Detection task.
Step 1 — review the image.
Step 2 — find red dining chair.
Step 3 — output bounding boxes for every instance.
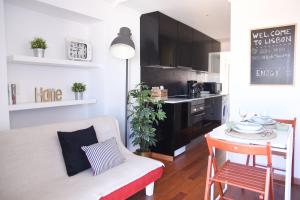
[204,134,274,200]
[246,118,296,183]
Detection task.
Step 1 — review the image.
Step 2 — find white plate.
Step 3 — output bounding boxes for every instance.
[249,116,276,125]
[235,122,263,131]
[232,126,265,134]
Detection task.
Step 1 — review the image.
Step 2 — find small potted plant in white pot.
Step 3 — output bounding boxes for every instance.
[72,82,86,100]
[30,37,47,58]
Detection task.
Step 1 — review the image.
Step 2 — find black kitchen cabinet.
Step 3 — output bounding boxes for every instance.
[211,39,221,53]
[140,12,159,67]
[152,97,223,157]
[203,96,222,133]
[140,11,220,70]
[177,22,193,67]
[192,30,210,71]
[151,102,190,156]
[192,31,220,71]
[140,12,177,67]
[159,13,178,67]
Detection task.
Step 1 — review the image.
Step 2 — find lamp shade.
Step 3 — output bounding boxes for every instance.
[110,27,135,59]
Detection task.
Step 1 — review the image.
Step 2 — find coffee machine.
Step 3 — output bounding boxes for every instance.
[187,80,203,98]
[187,80,197,97]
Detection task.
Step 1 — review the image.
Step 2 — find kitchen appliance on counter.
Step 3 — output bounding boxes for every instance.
[203,82,222,94]
[187,80,203,98]
[187,80,197,97]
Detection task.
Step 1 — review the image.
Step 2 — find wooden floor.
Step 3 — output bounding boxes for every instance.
[129,137,300,200]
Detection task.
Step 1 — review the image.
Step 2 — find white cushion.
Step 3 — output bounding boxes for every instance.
[0,116,163,200]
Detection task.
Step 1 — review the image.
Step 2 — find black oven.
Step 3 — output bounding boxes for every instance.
[183,99,205,140]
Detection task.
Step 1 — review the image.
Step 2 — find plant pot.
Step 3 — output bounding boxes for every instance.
[74,92,84,100]
[33,48,45,58]
[135,151,152,158]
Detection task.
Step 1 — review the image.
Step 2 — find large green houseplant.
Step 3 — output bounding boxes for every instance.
[128,83,166,155]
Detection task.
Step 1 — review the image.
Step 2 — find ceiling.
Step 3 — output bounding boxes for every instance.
[106,0,230,41]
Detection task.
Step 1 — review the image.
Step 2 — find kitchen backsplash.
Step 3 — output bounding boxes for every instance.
[206,73,221,82]
[141,67,220,96]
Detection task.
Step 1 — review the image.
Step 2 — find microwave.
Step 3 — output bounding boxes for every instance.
[203,82,222,94]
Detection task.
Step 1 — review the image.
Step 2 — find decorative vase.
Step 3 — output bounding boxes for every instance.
[74,92,79,100]
[79,92,84,100]
[74,92,84,100]
[33,48,45,58]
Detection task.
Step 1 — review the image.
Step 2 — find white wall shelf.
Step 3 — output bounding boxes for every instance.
[7,55,102,69]
[7,0,102,24]
[9,99,97,111]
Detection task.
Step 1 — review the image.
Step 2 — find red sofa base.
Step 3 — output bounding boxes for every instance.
[100,166,163,200]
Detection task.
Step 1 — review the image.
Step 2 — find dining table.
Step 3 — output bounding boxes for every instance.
[208,122,294,200]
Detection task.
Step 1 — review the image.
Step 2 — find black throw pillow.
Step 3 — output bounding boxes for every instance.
[57,126,98,176]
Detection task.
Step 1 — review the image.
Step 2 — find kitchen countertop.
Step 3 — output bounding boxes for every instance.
[164,94,226,104]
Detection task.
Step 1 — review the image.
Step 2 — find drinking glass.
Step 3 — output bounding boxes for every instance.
[239,108,248,121]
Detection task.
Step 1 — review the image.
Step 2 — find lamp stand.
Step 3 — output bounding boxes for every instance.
[125,59,129,147]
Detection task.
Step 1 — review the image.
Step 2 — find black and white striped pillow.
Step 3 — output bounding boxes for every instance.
[81,137,125,175]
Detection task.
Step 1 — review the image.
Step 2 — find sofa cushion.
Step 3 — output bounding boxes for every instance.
[58,126,98,176]
[82,137,125,175]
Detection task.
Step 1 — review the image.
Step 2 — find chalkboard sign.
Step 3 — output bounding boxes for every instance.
[251,25,295,85]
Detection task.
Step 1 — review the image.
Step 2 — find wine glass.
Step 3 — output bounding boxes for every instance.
[260,110,268,118]
[239,108,248,122]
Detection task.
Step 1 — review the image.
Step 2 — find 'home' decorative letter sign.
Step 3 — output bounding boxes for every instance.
[35,87,63,103]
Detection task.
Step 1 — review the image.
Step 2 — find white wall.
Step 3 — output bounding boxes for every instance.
[5,2,93,128]
[230,0,300,178]
[86,1,141,148]
[0,0,141,146]
[47,0,142,146]
[0,0,10,131]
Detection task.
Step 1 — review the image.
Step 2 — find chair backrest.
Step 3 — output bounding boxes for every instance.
[205,134,272,166]
[274,118,296,134]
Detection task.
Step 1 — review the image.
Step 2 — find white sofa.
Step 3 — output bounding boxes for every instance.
[0,116,164,200]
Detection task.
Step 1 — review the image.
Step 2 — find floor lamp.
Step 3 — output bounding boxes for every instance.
[110,27,135,147]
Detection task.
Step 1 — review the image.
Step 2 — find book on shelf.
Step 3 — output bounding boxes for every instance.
[8,83,16,105]
[7,84,11,105]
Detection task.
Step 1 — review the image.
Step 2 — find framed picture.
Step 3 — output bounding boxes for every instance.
[65,38,92,61]
[250,24,296,85]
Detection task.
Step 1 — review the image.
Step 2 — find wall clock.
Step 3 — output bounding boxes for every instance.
[66,38,92,61]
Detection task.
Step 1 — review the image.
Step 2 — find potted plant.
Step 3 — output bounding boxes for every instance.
[72,82,86,100]
[128,83,166,157]
[30,37,47,58]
